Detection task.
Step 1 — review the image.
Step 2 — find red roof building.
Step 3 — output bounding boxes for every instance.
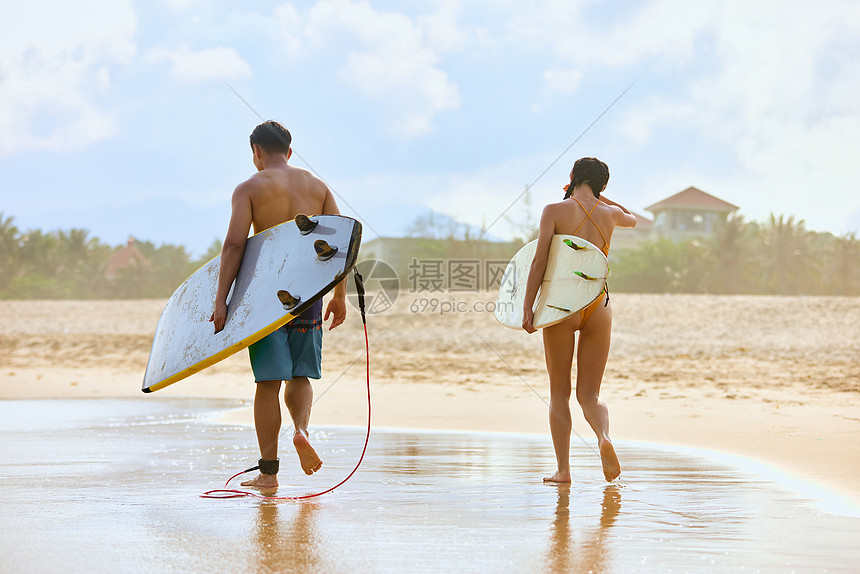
[644,186,739,241]
[104,237,148,279]
[646,186,739,212]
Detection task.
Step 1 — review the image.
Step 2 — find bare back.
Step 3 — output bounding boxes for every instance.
[244,164,337,234]
[522,187,636,336]
[212,146,346,334]
[549,197,619,253]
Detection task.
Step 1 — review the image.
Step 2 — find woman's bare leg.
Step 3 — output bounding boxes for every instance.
[542,318,578,482]
[575,303,620,481]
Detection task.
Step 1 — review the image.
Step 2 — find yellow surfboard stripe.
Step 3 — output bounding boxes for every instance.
[143,312,297,393]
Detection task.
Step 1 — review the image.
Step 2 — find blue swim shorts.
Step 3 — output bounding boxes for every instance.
[248,300,323,382]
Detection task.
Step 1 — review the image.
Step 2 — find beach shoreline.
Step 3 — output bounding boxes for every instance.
[2,294,859,507]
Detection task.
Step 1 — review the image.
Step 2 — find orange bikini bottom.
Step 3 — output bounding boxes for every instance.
[579,289,608,327]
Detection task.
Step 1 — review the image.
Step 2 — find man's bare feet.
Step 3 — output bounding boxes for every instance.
[599,439,621,482]
[293,430,322,475]
[240,473,279,489]
[543,470,572,483]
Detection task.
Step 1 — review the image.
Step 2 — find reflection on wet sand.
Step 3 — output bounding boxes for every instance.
[545,484,621,573]
[253,502,321,574]
[547,485,574,573]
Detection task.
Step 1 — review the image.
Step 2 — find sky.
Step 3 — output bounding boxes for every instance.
[1,0,859,255]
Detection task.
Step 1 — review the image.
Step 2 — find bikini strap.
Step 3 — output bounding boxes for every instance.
[570,197,610,254]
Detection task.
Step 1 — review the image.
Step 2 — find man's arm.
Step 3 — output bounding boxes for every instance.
[210,184,253,333]
[321,187,340,217]
[321,186,347,329]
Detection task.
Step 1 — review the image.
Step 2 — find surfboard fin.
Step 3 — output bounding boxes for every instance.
[295,213,319,235]
[314,240,338,261]
[564,239,587,250]
[277,290,301,311]
[574,271,597,280]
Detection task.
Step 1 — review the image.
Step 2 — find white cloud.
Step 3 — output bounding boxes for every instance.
[0,0,137,61]
[603,0,860,234]
[147,45,253,83]
[542,68,583,95]
[581,0,713,67]
[273,0,461,137]
[499,0,588,44]
[0,0,136,155]
[417,0,469,53]
[500,0,713,103]
[163,0,199,8]
[507,0,712,68]
[274,3,304,55]
[618,97,693,145]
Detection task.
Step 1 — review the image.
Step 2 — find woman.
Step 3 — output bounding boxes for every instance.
[522,157,637,483]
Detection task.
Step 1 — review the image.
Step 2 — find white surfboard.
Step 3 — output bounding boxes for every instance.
[143,215,361,393]
[495,235,608,330]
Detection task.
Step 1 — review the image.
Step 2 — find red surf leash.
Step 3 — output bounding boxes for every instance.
[201,268,371,501]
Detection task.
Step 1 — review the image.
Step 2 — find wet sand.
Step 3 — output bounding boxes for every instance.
[1,398,859,574]
[2,294,859,573]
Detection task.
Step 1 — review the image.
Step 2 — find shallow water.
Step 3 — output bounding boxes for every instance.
[1,398,858,573]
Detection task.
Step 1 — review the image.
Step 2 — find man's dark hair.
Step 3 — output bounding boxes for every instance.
[249,120,292,155]
[565,157,609,199]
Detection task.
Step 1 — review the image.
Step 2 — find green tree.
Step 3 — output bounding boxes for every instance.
[757,214,816,294]
[672,239,711,293]
[0,214,21,292]
[127,240,195,297]
[822,232,860,295]
[9,229,65,297]
[610,239,685,293]
[4,227,114,298]
[406,210,478,242]
[192,239,223,269]
[55,229,112,297]
[704,213,755,294]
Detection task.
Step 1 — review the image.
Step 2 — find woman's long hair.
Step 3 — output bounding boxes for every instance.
[564,157,609,200]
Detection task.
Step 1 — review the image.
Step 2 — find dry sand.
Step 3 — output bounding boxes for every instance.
[1,294,859,505]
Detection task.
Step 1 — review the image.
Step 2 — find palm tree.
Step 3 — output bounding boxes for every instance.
[673,239,711,293]
[0,214,21,292]
[825,232,860,295]
[13,229,66,297]
[757,214,816,294]
[55,228,112,297]
[705,213,752,294]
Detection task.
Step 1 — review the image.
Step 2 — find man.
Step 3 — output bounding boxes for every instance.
[210,120,346,489]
